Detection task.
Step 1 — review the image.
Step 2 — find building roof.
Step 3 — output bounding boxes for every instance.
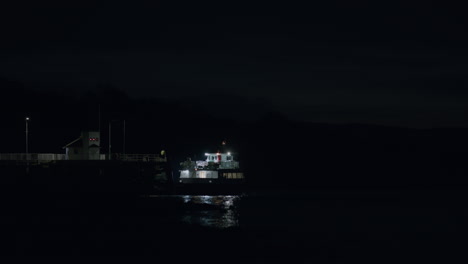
[62,136,82,149]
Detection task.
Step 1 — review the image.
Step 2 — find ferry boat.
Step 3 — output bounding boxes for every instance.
[176,146,245,194]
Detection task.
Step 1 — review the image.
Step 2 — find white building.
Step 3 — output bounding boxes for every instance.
[63,131,101,160]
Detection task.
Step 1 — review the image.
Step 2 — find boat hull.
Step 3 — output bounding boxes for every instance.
[174,181,246,195]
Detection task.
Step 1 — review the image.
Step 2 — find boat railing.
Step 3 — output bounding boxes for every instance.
[219,161,240,169]
[193,160,239,169]
[0,153,67,163]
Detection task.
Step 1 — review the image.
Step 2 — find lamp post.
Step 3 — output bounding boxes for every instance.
[25,117,29,159]
[123,120,126,156]
[25,117,30,173]
[108,122,112,160]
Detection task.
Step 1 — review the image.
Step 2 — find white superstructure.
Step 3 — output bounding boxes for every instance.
[179,151,243,180]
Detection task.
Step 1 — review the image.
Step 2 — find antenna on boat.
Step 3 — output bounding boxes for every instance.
[219,139,227,153]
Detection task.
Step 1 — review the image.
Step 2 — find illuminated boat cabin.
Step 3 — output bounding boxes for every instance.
[179,152,244,180]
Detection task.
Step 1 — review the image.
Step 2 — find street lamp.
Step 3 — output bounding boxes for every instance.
[108,121,112,160]
[25,117,29,160]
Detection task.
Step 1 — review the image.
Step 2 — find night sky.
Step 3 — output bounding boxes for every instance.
[1,1,467,128]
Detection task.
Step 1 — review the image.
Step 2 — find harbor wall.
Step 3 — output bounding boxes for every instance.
[7,160,171,195]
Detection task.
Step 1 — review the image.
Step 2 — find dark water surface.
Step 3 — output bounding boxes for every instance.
[16,188,468,262]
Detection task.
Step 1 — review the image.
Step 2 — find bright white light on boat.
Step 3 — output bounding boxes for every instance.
[205,153,208,156]
[180,170,190,178]
[227,152,231,155]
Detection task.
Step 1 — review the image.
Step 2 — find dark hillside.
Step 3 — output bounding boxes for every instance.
[2,78,467,189]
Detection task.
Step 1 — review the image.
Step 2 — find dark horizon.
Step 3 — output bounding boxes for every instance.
[1,76,467,129]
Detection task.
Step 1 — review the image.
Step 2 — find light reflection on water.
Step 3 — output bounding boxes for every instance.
[148,195,241,229]
[180,195,241,228]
